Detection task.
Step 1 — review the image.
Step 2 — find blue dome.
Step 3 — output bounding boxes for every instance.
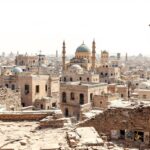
[12,67,23,73]
[76,43,90,52]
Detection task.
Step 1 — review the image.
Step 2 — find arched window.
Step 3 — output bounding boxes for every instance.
[70,77,73,81]
[11,84,15,90]
[64,77,66,82]
[62,92,67,103]
[79,77,82,81]
[101,91,104,95]
[22,103,25,107]
[21,60,24,65]
[80,93,84,105]
[70,92,75,100]
[41,104,43,109]
[90,93,93,101]
[87,78,89,82]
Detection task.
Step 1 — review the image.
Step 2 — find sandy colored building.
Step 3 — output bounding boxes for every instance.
[61,64,99,83]
[0,72,60,108]
[15,54,47,66]
[116,85,128,100]
[18,74,59,107]
[133,81,150,100]
[15,54,38,66]
[60,81,107,120]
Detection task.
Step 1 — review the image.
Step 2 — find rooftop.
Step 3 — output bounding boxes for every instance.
[62,81,107,87]
[109,99,150,109]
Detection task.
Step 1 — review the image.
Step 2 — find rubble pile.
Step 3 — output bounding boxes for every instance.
[39,110,72,128]
[67,127,104,148]
[0,88,21,111]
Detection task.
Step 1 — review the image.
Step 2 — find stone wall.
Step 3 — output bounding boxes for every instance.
[0,113,48,121]
[93,95,108,109]
[40,117,64,128]
[78,105,150,136]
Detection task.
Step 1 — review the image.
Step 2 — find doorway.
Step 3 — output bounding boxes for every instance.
[65,108,69,117]
[120,130,125,139]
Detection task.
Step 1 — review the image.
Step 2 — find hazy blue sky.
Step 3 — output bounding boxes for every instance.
[0,0,150,56]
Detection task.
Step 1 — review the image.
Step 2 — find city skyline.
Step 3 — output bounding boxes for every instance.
[0,0,150,55]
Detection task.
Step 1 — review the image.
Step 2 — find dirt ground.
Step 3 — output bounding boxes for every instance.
[0,121,69,150]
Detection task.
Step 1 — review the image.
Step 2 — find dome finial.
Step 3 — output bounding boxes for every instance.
[82,41,84,44]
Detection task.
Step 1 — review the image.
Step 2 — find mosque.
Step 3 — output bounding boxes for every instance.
[61,40,120,83]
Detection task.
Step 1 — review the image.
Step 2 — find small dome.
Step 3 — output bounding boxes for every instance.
[102,50,108,54]
[12,67,23,73]
[121,63,125,67]
[70,64,82,70]
[76,43,90,53]
[69,64,83,74]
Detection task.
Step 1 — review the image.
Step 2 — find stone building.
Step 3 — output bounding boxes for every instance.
[0,73,60,108]
[97,64,120,83]
[116,85,128,100]
[133,81,150,100]
[61,64,99,83]
[15,54,38,66]
[0,67,25,90]
[60,81,107,120]
[93,95,108,109]
[34,97,58,110]
[15,53,47,66]
[18,74,59,107]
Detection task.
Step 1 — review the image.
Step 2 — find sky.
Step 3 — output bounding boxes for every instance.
[0,0,150,56]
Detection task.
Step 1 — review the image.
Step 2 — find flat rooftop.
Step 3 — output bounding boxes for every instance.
[109,99,150,109]
[61,81,107,87]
